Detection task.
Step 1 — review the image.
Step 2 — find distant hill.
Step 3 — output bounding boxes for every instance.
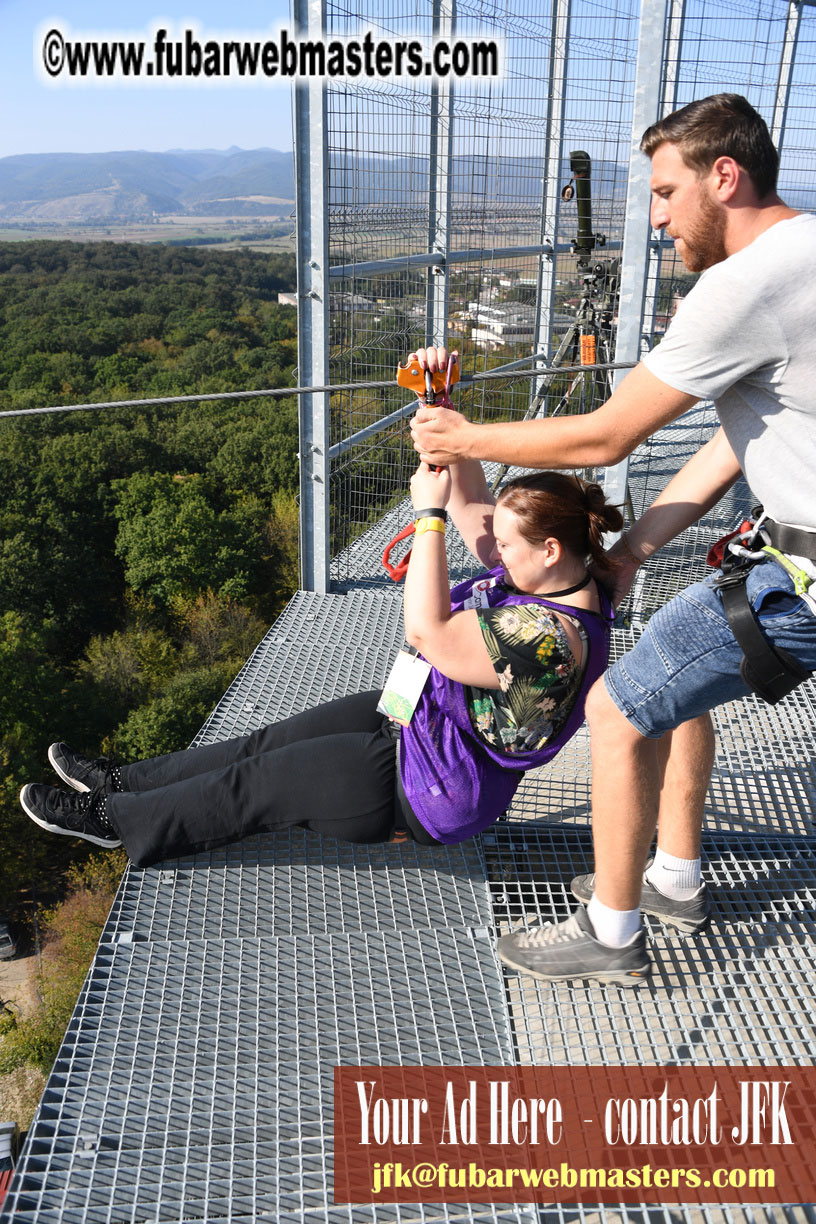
[2,146,811,226]
[0,148,296,222]
[329,151,627,204]
[0,147,630,224]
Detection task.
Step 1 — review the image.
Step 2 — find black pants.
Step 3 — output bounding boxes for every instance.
[108,690,436,868]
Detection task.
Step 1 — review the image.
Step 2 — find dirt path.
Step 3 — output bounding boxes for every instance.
[1,955,46,1130]
[0,954,39,1019]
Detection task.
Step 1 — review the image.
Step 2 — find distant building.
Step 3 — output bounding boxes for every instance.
[653,289,687,335]
[277,292,297,306]
[330,292,375,313]
[469,303,538,349]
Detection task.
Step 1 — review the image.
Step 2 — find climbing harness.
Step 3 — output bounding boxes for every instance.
[708,509,815,704]
[382,355,460,582]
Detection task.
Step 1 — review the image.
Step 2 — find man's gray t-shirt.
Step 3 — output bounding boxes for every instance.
[642,212,816,530]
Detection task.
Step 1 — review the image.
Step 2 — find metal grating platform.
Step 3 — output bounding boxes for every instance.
[1,584,535,1223]
[331,493,483,596]
[105,832,492,943]
[486,824,816,1065]
[4,406,816,1223]
[189,588,407,737]
[3,908,530,1215]
[9,932,517,1224]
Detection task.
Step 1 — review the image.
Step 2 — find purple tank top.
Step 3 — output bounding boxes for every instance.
[399,566,614,843]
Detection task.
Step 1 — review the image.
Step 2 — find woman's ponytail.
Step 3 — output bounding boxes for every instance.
[582,481,624,569]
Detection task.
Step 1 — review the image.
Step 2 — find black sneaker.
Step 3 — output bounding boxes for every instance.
[20,784,122,849]
[48,743,120,794]
[497,906,651,987]
[571,868,711,934]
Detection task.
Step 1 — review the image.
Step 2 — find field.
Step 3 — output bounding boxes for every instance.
[0,214,295,251]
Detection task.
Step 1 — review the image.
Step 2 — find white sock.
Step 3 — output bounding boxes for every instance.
[646,847,702,900]
[587,894,641,948]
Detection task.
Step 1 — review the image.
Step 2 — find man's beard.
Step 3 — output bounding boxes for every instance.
[676,189,727,273]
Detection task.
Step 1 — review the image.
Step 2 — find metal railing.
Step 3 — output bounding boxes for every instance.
[0,357,636,598]
[327,354,634,588]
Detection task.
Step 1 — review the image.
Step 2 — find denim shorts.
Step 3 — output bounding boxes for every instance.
[605,556,816,738]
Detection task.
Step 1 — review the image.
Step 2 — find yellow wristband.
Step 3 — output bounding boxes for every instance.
[415,517,446,536]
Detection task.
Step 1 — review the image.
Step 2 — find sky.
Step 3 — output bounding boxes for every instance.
[0,0,296,159]
[2,2,809,170]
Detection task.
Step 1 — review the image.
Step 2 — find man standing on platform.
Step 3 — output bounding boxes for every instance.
[410,93,816,986]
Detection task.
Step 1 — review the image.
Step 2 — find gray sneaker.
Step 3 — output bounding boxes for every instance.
[570,869,711,934]
[497,906,651,987]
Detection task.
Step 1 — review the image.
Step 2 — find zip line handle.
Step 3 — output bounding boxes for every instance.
[396,354,460,472]
[383,354,460,581]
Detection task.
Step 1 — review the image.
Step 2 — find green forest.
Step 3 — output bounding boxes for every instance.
[0,240,300,923]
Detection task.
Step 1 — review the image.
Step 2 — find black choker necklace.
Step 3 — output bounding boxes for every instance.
[537,572,592,599]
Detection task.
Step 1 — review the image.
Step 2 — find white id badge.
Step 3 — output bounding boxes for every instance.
[377,649,432,726]
[462,575,498,610]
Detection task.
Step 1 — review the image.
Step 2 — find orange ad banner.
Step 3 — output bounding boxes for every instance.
[334,1065,816,1205]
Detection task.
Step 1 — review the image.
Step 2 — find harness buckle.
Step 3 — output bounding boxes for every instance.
[712,566,749,592]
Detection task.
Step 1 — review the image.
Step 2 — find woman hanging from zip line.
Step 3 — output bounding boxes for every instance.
[20,377,621,865]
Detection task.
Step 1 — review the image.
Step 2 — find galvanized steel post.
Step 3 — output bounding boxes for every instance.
[772,1,804,153]
[640,0,686,346]
[533,0,571,377]
[426,0,456,350]
[604,0,670,517]
[294,0,331,593]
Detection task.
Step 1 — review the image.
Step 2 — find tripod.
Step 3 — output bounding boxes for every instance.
[490,151,633,524]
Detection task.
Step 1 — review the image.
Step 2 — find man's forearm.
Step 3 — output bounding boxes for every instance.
[411,364,699,470]
[626,427,742,561]
[464,414,617,469]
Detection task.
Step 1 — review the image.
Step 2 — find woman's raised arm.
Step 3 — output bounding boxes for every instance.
[446,460,497,566]
[401,348,498,566]
[402,463,500,689]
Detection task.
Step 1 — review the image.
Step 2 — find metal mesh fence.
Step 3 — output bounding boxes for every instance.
[323,0,641,583]
[776,3,816,211]
[318,0,816,587]
[329,364,616,590]
[671,0,801,113]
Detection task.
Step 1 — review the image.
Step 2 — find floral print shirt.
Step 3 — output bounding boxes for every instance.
[467,601,585,754]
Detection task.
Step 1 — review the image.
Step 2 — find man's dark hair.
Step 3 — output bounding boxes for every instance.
[640,93,779,198]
